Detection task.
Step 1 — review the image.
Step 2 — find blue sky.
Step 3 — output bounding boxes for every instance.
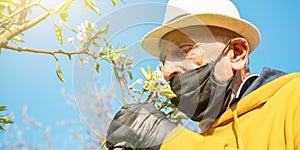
[0,0,300,149]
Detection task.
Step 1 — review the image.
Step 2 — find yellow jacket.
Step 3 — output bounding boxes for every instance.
[161,72,300,150]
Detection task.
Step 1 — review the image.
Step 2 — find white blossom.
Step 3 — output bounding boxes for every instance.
[76,33,85,41]
[76,25,81,31]
[67,37,74,43]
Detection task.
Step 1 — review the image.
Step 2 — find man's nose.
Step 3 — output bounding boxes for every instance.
[163,61,183,81]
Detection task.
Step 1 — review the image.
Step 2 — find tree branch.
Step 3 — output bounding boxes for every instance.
[36,3,50,12]
[121,78,139,103]
[137,88,146,102]
[0,11,51,48]
[158,104,165,111]
[119,66,139,103]
[144,91,154,103]
[0,0,42,27]
[3,44,95,61]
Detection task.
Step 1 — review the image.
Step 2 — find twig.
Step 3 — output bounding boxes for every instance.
[36,3,50,12]
[0,11,51,48]
[144,91,154,103]
[42,130,52,150]
[158,105,165,111]
[137,88,146,102]
[121,78,139,103]
[0,1,41,26]
[121,79,126,104]
[112,64,128,105]
[158,94,170,111]
[3,44,95,61]
[119,65,139,103]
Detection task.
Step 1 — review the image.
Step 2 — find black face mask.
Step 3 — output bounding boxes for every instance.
[170,41,233,132]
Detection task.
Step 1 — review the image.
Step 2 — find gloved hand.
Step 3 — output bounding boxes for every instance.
[106,103,177,150]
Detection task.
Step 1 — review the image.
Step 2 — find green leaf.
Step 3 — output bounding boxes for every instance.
[147,66,151,74]
[95,63,100,73]
[0,125,5,131]
[152,97,161,103]
[0,3,9,9]
[59,12,68,22]
[127,71,133,80]
[53,0,73,14]
[0,0,20,7]
[167,103,176,109]
[97,50,106,59]
[143,82,150,91]
[11,36,24,43]
[62,21,77,33]
[82,0,101,16]
[140,68,151,81]
[0,48,2,54]
[123,97,130,105]
[97,24,109,35]
[7,5,14,14]
[56,61,65,82]
[92,41,100,47]
[112,0,116,7]
[99,140,106,150]
[54,24,63,46]
[166,93,177,99]
[87,21,92,30]
[170,110,188,121]
[160,85,177,98]
[165,88,175,95]
[126,60,132,66]
[115,46,127,54]
[0,118,13,124]
[0,106,6,111]
[120,0,126,4]
[103,38,109,47]
[112,55,117,64]
[158,64,163,71]
[0,7,4,18]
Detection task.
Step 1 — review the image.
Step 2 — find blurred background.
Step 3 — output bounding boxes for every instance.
[0,0,299,149]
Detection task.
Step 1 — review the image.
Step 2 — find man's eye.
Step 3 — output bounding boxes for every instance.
[180,45,194,54]
[172,48,187,59]
[182,47,193,53]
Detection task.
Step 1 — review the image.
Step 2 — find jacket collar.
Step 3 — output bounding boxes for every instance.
[211,67,287,127]
[230,67,286,107]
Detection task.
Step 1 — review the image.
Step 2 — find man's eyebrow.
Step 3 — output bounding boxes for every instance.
[178,43,195,50]
[178,42,195,47]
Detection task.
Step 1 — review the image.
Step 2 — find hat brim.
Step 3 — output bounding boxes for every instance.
[141,13,260,58]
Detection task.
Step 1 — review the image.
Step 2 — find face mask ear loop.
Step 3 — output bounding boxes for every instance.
[211,39,232,76]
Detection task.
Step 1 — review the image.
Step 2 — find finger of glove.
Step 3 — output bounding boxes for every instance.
[106,103,174,148]
[107,104,162,148]
[133,112,175,148]
[106,114,142,148]
[122,103,156,113]
[113,103,137,120]
[106,105,151,146]
[110,103,142,123]
[106,117,151,148]
[114,103,158,124]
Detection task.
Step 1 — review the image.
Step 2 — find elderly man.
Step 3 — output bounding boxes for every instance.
[106,0,300,149]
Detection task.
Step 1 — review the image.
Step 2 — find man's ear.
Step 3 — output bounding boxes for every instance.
[229,37,250,70]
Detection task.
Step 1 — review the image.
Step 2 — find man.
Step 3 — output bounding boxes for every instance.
[106,0,300,149]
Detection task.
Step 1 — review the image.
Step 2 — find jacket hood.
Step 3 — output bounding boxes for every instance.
[211,69,295,127]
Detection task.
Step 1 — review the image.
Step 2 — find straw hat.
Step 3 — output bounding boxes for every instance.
[141,0,260,58]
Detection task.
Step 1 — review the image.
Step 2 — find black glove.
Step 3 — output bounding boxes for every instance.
[106,103,177,150]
